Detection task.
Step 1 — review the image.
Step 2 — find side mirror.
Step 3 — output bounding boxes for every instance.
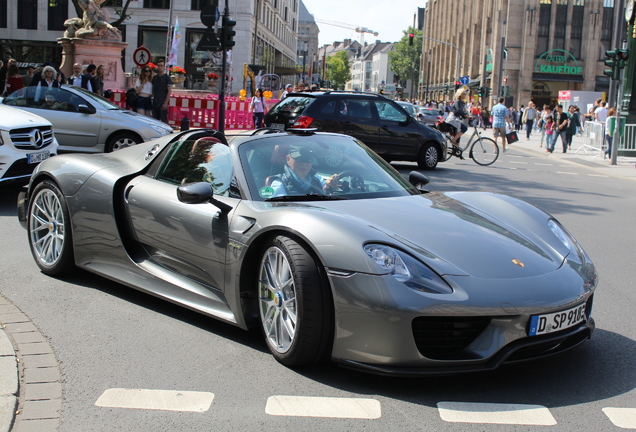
[408,171,430,191]
[78,104,96,114]
[177,182,232,212]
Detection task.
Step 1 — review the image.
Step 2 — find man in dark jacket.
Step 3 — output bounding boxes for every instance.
[81,64,97,93]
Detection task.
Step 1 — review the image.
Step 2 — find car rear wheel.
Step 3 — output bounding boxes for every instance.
[27,180,75,276]
[258,236,332,366]
[106,132,141,152]
[417,142,439,170]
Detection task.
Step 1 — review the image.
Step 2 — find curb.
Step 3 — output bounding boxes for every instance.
[0,295,62,432]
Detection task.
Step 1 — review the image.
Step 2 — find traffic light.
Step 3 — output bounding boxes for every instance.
[222,16,237,49]
[604,50,618,79]
[409,33,414,46]
[485,87,491,98]
[380,89,384,95]
[455,81,461,90]
[444,84,449,93]
[478,87,483,97]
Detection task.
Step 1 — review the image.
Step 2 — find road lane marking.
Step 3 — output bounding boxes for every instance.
[95,388,214,412]
[534,163,554,166]
[588,174,609,177]
[509,161,528,164]
[603,408,636,429]
[265,396,381,419]
[557,172,578,175]
[437,402,556,425]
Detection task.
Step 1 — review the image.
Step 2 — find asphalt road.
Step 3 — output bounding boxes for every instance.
[1,147,635,431]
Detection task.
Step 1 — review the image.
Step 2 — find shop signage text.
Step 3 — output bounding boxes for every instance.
[534,49,582,75]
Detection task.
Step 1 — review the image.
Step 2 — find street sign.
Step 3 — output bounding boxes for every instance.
[460,75,469,85]
[133,46,151,67]
[196,29,222,51]
[200,4,219,27]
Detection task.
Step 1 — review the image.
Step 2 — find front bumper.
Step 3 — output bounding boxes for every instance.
[327,260,596,375]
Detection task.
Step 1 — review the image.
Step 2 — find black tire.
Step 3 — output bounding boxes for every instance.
[106,132,142,152]
[27,180,75,276]
[470,137,499,166]
[258,236,333,366]
[417,142,439,170]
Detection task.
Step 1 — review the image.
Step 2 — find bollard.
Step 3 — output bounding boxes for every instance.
[180,115,190,131]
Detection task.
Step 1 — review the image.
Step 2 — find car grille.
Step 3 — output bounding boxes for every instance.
[10,126,55,150]
[2,158,38,179]
[412,316,492,358]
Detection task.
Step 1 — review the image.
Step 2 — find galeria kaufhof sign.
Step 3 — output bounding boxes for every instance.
[534,49,583,75]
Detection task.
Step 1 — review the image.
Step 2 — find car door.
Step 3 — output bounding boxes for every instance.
[17,87,101,150]
[125,136,237,291]
[336,98,379,150]
[373,99,422,158]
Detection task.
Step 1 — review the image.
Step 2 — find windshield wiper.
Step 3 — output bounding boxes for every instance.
[265,193,347,202]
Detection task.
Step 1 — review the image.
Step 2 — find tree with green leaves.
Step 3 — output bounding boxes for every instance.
[326,50,352,90]
[388,27,422,98]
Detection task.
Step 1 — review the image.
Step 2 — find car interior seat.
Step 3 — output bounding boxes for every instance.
[265,143,290,187]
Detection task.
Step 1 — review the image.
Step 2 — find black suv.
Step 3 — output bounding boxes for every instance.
[264,91,447,169]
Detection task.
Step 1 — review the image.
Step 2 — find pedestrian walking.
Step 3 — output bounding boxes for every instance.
[81,64,97,93]
[566,105,581,150]
[93,64,105,97]
[250,88,267,128]
[538,104,553,148]
[280,84,293,100]
[151,59,173,124]
[522,102,538,140]
[3,60,23,96]
[548,104,569,153]
[491,97,510,152]
[68,63,84,87]
[604,107,617,159]
[515,105,523,131]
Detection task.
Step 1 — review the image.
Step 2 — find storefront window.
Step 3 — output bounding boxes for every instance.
[191,0,213,10]
[536,1,551,57]
[143,0,170,8]
[139,27,168,62]
[48,0,69,31]
[0,0,6,28]
[570,3,584,58]
[18,0,37,30]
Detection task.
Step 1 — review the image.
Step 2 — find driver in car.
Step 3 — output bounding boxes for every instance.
[270,145,339,197]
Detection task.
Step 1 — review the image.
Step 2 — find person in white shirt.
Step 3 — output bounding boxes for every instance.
[594,101,608,123]
[68,63,83,87]
[280,84,293,100]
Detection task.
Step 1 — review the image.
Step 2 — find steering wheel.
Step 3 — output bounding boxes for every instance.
[337,170,366,193]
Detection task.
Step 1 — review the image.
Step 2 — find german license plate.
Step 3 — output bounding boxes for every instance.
[271,123,285,130]
[27,151,50,164]
[528,303,586,336]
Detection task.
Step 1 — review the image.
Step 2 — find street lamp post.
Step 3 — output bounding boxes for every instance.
[301,42,308,84]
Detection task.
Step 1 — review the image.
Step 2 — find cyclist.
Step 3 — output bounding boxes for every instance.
[444,88,472,157]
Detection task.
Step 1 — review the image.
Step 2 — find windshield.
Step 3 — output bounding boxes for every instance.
[268,95,314,115]
[238,133,418,201]
[69,86,121,109]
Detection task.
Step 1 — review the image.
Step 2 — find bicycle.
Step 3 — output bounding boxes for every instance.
[434,123,500,166]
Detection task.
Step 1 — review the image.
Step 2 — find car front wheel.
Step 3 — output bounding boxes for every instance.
[417,142,439,170]
[27,180,75,276]
[258,236,333,366]
[106,132,141,152]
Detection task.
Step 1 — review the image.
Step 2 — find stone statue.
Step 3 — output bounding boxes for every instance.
[64,0,121,41]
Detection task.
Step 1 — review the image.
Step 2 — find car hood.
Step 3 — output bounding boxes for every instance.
[116,110,172,132]
[0,104,53,128]
[299,192,568,279]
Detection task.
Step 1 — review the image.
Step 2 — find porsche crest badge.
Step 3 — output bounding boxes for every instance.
[512,259,525,267]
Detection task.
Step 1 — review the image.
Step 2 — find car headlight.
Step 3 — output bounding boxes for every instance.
[151,125,170,135]
[363,244,452,294]
[548,219,586,263]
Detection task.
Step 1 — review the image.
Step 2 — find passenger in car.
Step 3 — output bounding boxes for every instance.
[269,145,339,197]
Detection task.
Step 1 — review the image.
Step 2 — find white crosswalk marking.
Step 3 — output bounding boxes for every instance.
[265,396,381,419]
[557,172,578,175]
[95,388,214,412]
[437,401,556,425]
[603,407,636,428]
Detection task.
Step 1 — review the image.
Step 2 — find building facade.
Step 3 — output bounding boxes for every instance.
[297,1,319,85]
[0,0,302,94]
[420,0,617,108]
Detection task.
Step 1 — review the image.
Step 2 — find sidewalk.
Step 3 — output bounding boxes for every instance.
[0,295,62,432]
[480,126,636,181]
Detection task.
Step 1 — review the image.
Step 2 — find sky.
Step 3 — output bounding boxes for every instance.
[301,0,428,47]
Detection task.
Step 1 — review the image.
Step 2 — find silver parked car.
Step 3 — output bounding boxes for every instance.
[18,128,597,375]
[2,85,173,153]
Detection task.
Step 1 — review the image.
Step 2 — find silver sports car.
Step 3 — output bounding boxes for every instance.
[17,128,597,375]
